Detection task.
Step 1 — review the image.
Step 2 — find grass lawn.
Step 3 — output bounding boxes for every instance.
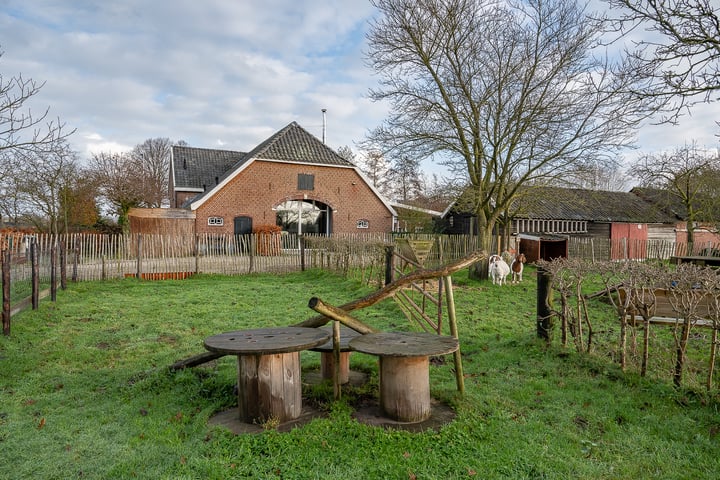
[1,268,720,479]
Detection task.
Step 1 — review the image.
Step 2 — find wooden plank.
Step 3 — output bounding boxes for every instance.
[628,316,715,328]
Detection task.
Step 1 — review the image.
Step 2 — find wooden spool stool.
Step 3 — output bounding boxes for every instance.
[311,325,362,384]
[349,332,459,423]
[204,327,330,423]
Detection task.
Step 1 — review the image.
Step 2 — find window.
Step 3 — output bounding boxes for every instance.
[356,219,369,229]
[208,216,224,226]
[298,173,315,190]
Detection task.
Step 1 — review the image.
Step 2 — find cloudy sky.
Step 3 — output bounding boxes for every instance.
[1,0,718,177]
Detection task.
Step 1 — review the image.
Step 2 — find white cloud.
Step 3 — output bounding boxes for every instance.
[0,0,716,185]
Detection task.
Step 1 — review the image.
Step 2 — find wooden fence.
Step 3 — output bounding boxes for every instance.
[0,233,481,283]
[2,233,718,285]
[3,232,719,334]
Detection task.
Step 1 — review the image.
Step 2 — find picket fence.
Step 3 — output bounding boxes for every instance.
[2,232,719,288]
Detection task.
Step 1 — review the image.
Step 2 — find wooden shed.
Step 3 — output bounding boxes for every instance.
[128,208,196,236]
[518,233,568,263]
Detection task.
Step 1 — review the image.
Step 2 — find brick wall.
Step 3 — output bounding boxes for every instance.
[675,222,720,245]
[194,161,394,234]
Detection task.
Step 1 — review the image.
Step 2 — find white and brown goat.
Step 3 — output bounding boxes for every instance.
[510,253,527,284]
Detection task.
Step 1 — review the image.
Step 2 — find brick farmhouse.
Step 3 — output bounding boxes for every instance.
[159,122,396,235]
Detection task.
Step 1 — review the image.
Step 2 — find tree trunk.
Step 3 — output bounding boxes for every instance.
[674,320,692,388]
[536,267,554,343]
[707,328,717,391]
[468,228,493,281]
[641,318,650,377]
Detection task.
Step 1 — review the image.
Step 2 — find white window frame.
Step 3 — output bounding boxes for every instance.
[356,219,369,229]
[208,216,224,226]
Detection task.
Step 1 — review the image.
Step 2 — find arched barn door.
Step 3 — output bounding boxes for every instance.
[275,200,331,235]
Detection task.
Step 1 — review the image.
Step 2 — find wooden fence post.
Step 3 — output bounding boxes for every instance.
[59,240,67,290]
[249,234,255,274]
[51,242,57,302]
[536,266,554,343]
[442,275,465,394]
[31,240,39,310]
[385,245,395,286]
[72,245,79,282]
[300,235,305,272]
[2,249,10,336]
[136,234,143,279]
[194,235,200,274]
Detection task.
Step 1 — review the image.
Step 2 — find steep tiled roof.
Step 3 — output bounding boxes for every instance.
[173,122,355,195]
[172,146,245,190]
[511,186,675,223]
[176,122,367,209]
[240,121,355,167]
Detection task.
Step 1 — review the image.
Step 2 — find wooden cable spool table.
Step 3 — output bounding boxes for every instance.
[310,325,362,384]
[349,332,459,422]
[204,327,330,423]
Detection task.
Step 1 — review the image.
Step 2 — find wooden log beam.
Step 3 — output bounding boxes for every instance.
[169,351,225,371]
[307,297,380,334]
[294,250,486,329]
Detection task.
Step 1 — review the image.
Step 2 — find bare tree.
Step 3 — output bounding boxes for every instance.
[366,0,657,277]
[631,142,720,247]
[131,137,172,208]
[662,263,709,387]
[0,151,21,226]
[87,152,145,231]
[386,156,425,202]
[564,160,630,191]
[337,145,357,164]
[15,139,80,234]
[0,48,73,160]
[356,149,392,197]
[1,47,74,228]
[604,0,720,117]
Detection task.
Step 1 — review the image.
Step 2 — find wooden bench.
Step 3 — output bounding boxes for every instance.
[670,256,720,268]
[624,288,717,329]
[349,332,459,423]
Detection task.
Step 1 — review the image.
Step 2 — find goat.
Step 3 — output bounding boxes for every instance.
[510,253,527,283]
[488,254,510,286]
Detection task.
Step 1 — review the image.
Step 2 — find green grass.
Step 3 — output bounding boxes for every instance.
[1,268,720,479]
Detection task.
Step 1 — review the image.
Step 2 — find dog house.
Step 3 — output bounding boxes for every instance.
[518,233,568,263]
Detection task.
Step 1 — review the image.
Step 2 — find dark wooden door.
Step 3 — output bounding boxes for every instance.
[234,216,252,235]
[234,216,253,253]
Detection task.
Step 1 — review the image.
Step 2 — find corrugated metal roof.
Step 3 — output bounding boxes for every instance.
[631,186,720,222]
[512,186,675,223]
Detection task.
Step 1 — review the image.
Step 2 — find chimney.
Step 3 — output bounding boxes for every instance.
[321,108,327,144]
